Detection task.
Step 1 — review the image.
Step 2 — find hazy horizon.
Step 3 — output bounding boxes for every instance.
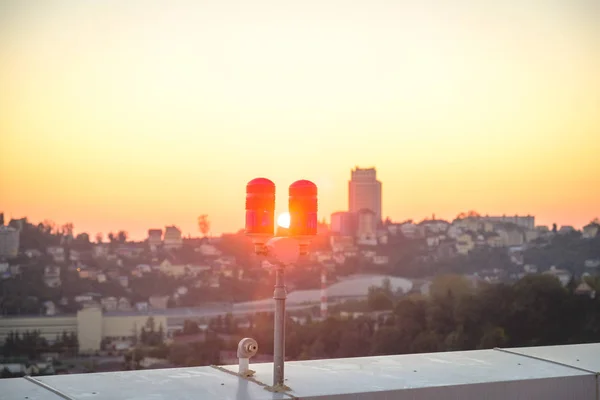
[1,0,598,240]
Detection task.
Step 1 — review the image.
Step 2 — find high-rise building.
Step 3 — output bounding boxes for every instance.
[330,211,357,236]
[163,226,183,250]
[147,229,163,252]
[348,167,382,222]
[0,225,20,259]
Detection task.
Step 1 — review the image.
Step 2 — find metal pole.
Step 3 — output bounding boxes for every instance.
[273,266,286,387]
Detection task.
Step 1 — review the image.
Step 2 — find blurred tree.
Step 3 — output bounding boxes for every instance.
[198,215,210,237]
[117,231,128,244]
[182,320,200,335]
[478,326,508,349]
[429,274,473,300]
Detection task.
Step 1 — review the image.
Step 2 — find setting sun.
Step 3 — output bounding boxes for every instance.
[277,212,291,229]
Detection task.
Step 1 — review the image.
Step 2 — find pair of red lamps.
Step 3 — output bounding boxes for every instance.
[245,178,318,255]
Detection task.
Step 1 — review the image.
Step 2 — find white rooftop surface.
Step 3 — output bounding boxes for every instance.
[1,343,599,399]
[236,274,413,307]
[222,346,597,399]
[33,367,289,400]
[506,342,600,373]
[1,377,64,400]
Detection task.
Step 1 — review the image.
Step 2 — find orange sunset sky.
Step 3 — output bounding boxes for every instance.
[1,0,598,240]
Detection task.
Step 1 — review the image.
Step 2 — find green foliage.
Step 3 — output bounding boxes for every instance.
[182,320,200,335]
[167,337,222,367]
[138,317,164,347]
[237,274,600,361]
[2,330,77,359]
[367,278,395,311]
[429,274,473,300]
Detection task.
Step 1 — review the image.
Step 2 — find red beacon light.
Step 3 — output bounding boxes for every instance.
[288,180,318,255]
[245,178,276,254]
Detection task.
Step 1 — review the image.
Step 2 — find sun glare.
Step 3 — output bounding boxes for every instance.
[277,212,291,228]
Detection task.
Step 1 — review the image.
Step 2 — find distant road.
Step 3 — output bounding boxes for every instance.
[164,302,315,325]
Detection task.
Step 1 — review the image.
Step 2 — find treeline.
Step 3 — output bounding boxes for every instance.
[226,274,600,361]
[2,330,78,359]
[160,274,599,368]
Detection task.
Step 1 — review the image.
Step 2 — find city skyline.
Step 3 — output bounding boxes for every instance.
[1,202,597,242]
[1,0,599,239]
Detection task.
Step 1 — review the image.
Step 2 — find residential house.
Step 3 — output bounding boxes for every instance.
[524,229,540,243]
[24,249,43,258]
[330,236,354,252]
[215,255,236,267]
[574,282,594,297]
[418,219,450,234]
[163,226,183,250]
[69,250,81,262]
[135,302,149,312]
[558,226,576,234]
[314,251,332,263]
[332,253,346,265]
[362,250,376,259]
[510,252,524,266]
[92,244,109,259]
[543,267,571,287]
[43,301,57,316]
[149,295,170,310]
[523,264,538,274]
[221,266,235,278]
[582,222,600,239]
[474,234,487,247]
[496,228,525,247]
[208,275,220,288]
[584,259,600,268]
[343,248,358,257]
[159,259,188,277]
[187,265,211,277]
[101,297,118,311]
[399,223,423,239]
[198,243,221,256]
[222,266,243,280]
[0,364,25,376]
[536,226,550,234]
[434,241,456,259]
[486,233,504,248]
[452,217,482,232]
[372,255,389,265]
[74,293,101,303]
[97,272,107,283]
[116,245,144,258]
[136,264,152,273]
[482,222,494,233]
[106,269,120,280]
[426,236,441,247]
[131,269,142,278]
[43,265,61,288]
[79,268,99,280]
[378,233,388,245]
[46,246,65,263]
[446,225,463,239]
[118,275,129,288]
[385,223,401,236]
[117,297,132,311]
[456,233,475,255]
